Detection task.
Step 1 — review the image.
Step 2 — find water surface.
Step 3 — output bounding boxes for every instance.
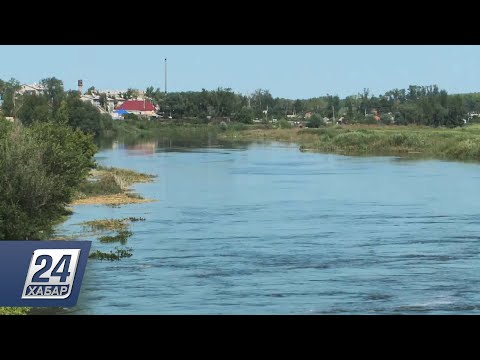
[55,141,480,314]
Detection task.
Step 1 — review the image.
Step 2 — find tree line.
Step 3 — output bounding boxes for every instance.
[140,85,475,127]
[2,76,478,131]
[0,77,114,135]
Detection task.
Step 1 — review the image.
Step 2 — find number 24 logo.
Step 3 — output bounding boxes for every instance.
[32,255,72,283]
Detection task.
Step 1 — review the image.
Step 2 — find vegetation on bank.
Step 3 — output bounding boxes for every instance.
[89,248,133,261]
[0,120,96,240]
[0,307,30,315]
[220,124,480,161]
[80,217,145,232]
[109,119,480,162]
[72,166,156,206]
[79,217,145,261]
[1,77,114,136]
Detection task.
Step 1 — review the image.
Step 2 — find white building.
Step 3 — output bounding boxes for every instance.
[17,83,45,96]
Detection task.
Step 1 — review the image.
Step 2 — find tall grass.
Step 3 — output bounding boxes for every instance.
[224,124,480,161]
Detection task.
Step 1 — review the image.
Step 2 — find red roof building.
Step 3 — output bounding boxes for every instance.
[116,100,156,115]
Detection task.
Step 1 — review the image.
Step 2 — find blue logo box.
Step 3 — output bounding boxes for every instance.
[0,241,91,307]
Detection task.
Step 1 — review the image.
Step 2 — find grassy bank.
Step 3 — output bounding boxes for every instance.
[0,307,30,315]
[220,124,480,161]
[107,120,480,162]
[72,165,156,206]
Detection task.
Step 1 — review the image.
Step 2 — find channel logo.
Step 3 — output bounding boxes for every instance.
[22,249,81,299]
[0,241,91,307]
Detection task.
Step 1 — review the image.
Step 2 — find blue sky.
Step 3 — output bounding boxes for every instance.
[1,45,480,99]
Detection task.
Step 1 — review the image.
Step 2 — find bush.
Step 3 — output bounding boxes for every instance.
[219,121,228,131]
[235,107,254,124]
[358,114,378,124]
[278,119,292,129]
[380,114,393,125]
[124,113,141,121]
[307,114,326,128]
[0,122,96,240]
[228,122,248,131]
[77,173,122,197]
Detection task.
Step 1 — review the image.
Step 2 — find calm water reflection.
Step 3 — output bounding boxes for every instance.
[53,141,480,314]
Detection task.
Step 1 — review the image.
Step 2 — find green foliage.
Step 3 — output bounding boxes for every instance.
[0,122,96,240]
[16,94,51,125]
[380,113,393,125]
[235,107,255,124]
[63,91,113,135]
[77,173,123,197]
[124,113,141,121]
[99,230,133,244]
[1,79,20,116]
[357,114,378,124]
[89,247,133,261]
[228,122,248,131]
[99,93,107,109]
[0,307,30,315]
[237,124,480,161]
[126,88,139,99]
[278,119,292,129]
[4,76,477,133]
[219,121,228,131]
[306,114,326,128]
[40,77,64,110]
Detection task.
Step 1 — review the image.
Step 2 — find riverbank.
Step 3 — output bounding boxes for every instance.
[219,124,480,162]
[109,120,480,162]
[0,307,30,315]
[0,166,156,315]
[72,166,156,206]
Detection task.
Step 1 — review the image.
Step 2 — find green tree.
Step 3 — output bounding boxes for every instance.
[1,78,21,116]
[63,91,112,135]
[235,107,255,124]
[146,86,155,99]
[278,119,292,129]
[40,77,65,110]
[16,94,51,125]
[126,88,139,99]
[307,114,326,128]
[99,93,107,110]
[0,121,96,240]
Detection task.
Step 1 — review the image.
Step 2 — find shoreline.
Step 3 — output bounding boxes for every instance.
[218,124,480,162]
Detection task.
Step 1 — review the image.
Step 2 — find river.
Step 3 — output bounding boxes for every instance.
[53,140,480,314]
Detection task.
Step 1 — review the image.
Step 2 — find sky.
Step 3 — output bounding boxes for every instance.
[1,45,480,99]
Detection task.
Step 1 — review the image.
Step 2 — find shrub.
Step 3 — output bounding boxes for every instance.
[219,121,228,131]
[307,114,326,128]
[278,119,292,129]
[0,122,96,240]
[380,114,393,125]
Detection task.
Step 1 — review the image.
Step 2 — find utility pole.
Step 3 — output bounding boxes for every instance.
[332,105,335,123]
[164,58,167,95]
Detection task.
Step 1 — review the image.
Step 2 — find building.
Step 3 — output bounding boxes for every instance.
[17,83,45,96]
[115,100,156,117]
[80,94,113,114]
[80,94,100,107]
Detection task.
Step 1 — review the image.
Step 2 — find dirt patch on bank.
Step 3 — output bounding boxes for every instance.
[72,193,156,206]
